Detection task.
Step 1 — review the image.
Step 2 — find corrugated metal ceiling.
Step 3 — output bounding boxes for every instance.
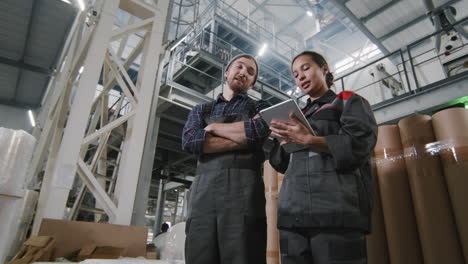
[346,0,468,52]
[0,0,77,108]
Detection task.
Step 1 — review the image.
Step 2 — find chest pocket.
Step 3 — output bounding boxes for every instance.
[306,107,342,136]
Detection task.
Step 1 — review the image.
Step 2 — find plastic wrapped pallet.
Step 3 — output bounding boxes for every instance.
[157,222,186,262]
[374,125,422,263]
[0,128,36,196]
[7,190,40,261]
[0,197,24,263]
[432,108,468,263]
[0,128,36,263]
[263,161,279,264]
[366,158,390,264]
[398,115,464,264]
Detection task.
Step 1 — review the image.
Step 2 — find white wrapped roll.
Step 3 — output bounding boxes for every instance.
[0,128,36,196]
[155,222,186,262]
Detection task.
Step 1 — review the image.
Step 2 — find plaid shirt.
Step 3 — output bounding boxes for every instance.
[182,92,270,155]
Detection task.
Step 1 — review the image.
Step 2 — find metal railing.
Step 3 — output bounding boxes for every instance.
[318,16,468,107]
[212,0,298,60]
[165,26,295,103]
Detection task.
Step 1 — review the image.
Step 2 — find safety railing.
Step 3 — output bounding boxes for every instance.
[309,16,468,107]
[166,26,296,102]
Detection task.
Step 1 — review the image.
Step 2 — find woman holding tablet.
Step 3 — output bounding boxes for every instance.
[266,51,378,264]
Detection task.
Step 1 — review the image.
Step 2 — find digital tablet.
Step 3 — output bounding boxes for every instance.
[260,99,315,136]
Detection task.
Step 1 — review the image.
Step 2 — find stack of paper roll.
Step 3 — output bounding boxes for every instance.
[264,161,280,264]
[277,173,284,192]
[398,115,464,264]
[366,160,390,264]
[0,128,36,263]
[373,125,422,263]
[432,108,468,263]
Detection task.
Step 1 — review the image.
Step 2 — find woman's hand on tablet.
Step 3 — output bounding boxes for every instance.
[270,113,314,146]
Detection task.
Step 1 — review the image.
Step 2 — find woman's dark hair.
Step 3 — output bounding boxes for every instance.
[291,51,334,88]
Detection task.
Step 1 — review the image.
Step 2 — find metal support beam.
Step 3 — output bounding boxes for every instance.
[32,0,120,233]
[153,179,166,234]
[131,116,161,226]
[328,0,390,55]
[248,0,271,17]
[32,0,171,231]
[112,0,170,225]
[360,0,401,23]
[276,15,304,36]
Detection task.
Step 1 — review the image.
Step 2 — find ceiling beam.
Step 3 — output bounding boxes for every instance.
[378,0,461,41]
[276,14,304,35]
[378,14,427,41]
[360,0,401,23]
[328,0,390,55]
[248,0,271,17]
[0,56,52,75]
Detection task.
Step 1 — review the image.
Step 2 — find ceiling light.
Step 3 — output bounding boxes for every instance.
[257,43,268,56]
[315,19,321,32]
[78,66,84,74]
[61,0,71,4]
[170,35,189,52]
[307,11,313,17]
[77,0,85,11]
[28,110,36,127]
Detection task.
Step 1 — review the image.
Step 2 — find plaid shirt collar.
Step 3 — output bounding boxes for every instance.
[216,91,248,103]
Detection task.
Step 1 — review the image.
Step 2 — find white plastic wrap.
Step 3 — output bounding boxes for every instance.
[7,190,39,260]
[0,128,36,263]
[154,222,186,263]
[33,260,172,264]
[0,128,36,196]
[0,197,23,263]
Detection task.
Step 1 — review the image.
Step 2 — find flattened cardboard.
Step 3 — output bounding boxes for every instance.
[38,219,147,259]
[90,246,125,259]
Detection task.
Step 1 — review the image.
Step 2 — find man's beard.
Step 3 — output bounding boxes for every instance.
[229,78,249,93]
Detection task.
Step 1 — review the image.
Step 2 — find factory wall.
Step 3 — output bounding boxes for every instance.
[0,104,32,133]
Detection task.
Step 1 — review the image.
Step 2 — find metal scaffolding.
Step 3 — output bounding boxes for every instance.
[30,0,171,234]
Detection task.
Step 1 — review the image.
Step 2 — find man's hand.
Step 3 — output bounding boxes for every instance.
[204,122,247,145]
[202,134,247,153]
[204,123,217,133]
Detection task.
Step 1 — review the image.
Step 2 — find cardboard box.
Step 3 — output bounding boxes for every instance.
[146,244,157,260]
[38,219,147,259]
[90,246,125,259]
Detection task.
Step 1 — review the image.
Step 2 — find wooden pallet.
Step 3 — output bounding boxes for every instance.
[6,236,55,264]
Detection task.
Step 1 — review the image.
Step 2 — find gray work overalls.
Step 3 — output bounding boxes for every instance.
[185,100,267,264]
[266,90,378,264]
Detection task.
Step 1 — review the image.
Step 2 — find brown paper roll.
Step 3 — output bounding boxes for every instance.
[398,115,464,264]
[366,157,390,264]
[264,161,280,264]
[432,108,468,263]
[373,125,422,263]
[277,173,284,192]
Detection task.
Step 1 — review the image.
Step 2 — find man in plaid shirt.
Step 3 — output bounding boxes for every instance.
[182,54,270,264]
